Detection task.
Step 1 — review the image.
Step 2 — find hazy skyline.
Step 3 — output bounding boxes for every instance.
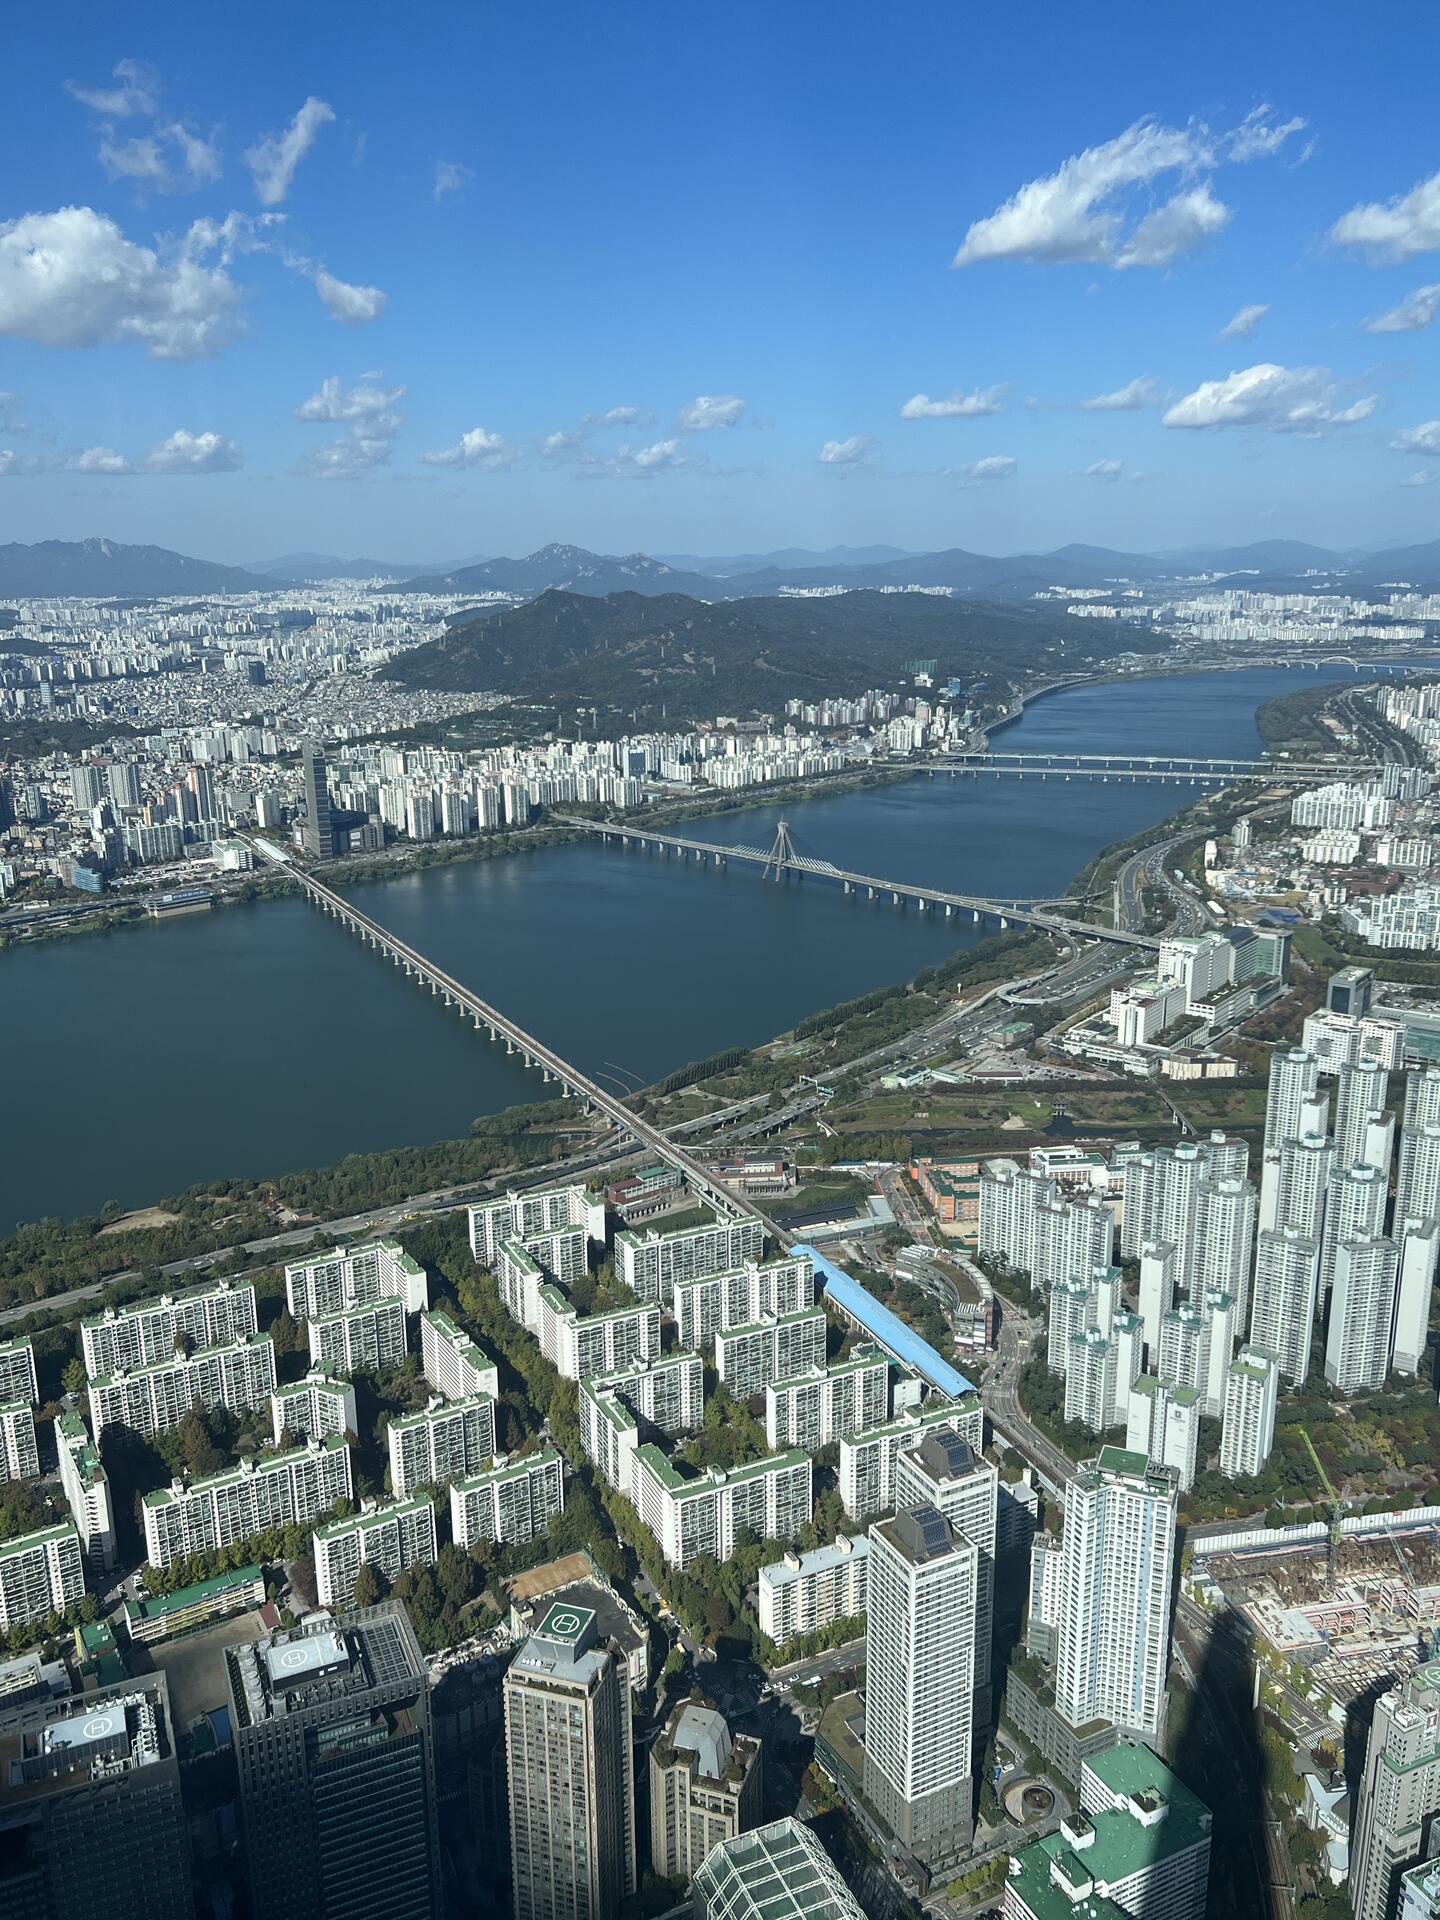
[2,0,1439,561]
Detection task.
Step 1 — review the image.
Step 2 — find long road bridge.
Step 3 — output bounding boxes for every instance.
[931,750,1384,783]
[554,815,1160,949]
[246,838,773,1229]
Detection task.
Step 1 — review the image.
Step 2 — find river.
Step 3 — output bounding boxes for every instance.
[0,663,1390,1231]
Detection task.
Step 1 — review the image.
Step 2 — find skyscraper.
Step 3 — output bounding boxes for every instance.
[0,1673,194,1920]
[894,1424,998,1729]
[1325,1233,1400,1394]
[226,1605,440,1920]
[1334,1056,1391,1169]
[1046,1447,1177,1743]
[302,736,335,861]
[864,1503,978,1863]
[1351,1661,1440,1920]
[1264,1048,1319,1154]
[505,1600,636,1920]
[1250,1227,1321,1386]
[1220,1347,1278,1479]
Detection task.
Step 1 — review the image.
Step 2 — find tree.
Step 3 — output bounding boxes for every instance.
[353,1561,385,1607]
[61,1358,87,1399]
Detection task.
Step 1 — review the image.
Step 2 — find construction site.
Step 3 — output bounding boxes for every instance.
[1193,1507,1440,1714]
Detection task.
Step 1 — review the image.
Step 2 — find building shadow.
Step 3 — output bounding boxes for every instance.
[1166,1618,1278,1920]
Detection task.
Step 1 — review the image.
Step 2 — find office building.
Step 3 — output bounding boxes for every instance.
[80,1278,257,1378]
[55,1409,115,1571]
[228,1606,440,1920]
[450,1449,565,1548]
[1351,1661,1440,1920]
[89,1333,277,1438]
[632,1448,811,1570]
[0,1333,38,1409]
[715,1311,826,1399]
[143,1436,352,1570]
[758,1535,869,1647]
[672,1254,814,1352]
[0,1525,86,1633]
[313,1498,438,1608]
[895,1424,998,1725]
[505,1601,636,1920]
[309,1296,407,1375]
[1326,1234,1401,1394]
[1126,1376,1200,1492]
[0,1673,194,1920]
[1250,1227,1321,1386]
[615,1215,766,1306]
[388,1392,497,1497]
[692,1818,864,1920]
[838,1398,985,1522]
[468,1181,607,1267]
[1220,1348,1278,1479]
[301,736,335,861]
[764,1349,889,1451]
[649,1701,762,1883]
[1329,965,1375,1018]
[1400,1856,1440,1920]
[1035,1448,1177,1743]
[420,1309,500,1403]
[284,1238,428,1320]
[863,1504,979,1862]
[271,1365,357,1445]
[0,1399,40,1482]
[1003,1744,1211,1920]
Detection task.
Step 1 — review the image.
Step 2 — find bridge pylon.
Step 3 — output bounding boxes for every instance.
[762,818,798,881]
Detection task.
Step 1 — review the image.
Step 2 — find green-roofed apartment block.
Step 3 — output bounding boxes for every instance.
[1003,1744,1210,1920]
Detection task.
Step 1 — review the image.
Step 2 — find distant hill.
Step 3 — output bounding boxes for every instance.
[0,538,269,598]
[1348,539,1440,592]
[382,586,1166,725]
[657,543,921,575]
[242,551,490,583]
[1157,539,1350,573]
[394,543,721,599]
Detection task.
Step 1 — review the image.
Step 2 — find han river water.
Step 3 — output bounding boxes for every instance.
[0,663,1409,1231]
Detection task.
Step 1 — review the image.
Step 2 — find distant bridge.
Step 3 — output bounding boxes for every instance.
[930,751,1384,783]
[556,816,1160,949]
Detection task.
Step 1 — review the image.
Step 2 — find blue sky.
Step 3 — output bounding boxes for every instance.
[1,0,1438,562]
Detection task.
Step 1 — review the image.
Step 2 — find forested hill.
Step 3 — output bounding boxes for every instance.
[381,587,1165,722]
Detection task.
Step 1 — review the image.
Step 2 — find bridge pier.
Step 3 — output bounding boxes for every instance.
[973,908,980,923]
[867,886,876,901]
[505,1039,515,1054]
[892,890,901,906]
[844,881,852,895]
[999,915,1009,929]
[944,902,953,916]
[917,897,928,911]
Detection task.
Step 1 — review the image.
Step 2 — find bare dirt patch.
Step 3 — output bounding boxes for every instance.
[99,1207,181,1236]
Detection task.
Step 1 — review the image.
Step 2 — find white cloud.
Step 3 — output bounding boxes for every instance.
[0,449,43,476]
[1220,302,1269,338]
[65,446,133,475]
[65,59,159,118]
[944,454,1018,485]
[1331,169,1440,262]
[1392,421,1440,456]
[1114,183,1230,268]
[543,429,585,458]
[899,386,1004,419]
[953,113,1300,271]
[1074,458,1125,480]
[433,160,473,202]
[1364,284,1440,334]
[818,436,878,468]
[1163,363,1375,434]
[581,438,688,478]
[312,268,386,324]
[140,428,242,473]
[245,97,335,206]
[296,376,405,423]
[1401,469,1436,487]
[584,405,644,428]
[676,394,745,432]
[296,433,395,481]
[0,206,241,358]
[99,122,222,195]
[1225,107,1309,162]
[419,426,519,471]
[1081,375,1158,411]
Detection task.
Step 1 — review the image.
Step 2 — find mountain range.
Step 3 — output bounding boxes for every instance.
[4,534,1440,601]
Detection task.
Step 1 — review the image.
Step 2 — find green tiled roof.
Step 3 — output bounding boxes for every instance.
[131,1564,263,1618]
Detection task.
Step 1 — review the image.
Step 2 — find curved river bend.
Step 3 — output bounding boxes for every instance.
[0,664,1385,1229]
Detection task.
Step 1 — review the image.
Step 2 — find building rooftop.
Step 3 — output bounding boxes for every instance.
[634,1444,808,1497]
[875,1502,961,1567]
[452,1446,560,1492]
[902,1424,978,1487]
[670,1702,733,1779]
[760,1534,869,1592]
[127,1564,262,1622]
[0,1522,78,1562]
[692,1816,865,1920]
[794,1243,975,1399]
[142,1433,347,1507]
[226,1605,425,1729]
